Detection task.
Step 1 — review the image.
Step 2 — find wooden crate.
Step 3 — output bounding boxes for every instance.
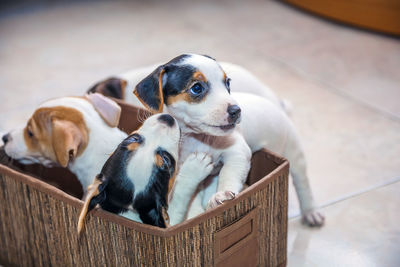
[0,102,288,267]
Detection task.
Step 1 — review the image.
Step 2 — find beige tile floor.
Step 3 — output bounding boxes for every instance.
[1,0,399,266]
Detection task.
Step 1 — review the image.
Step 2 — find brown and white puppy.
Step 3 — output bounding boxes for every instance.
[89,54,324,226]
[2,94,127,193]
[78,113,214,232]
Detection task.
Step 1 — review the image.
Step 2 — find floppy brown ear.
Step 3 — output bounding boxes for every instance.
[85,93,121,127]
[52,119,88,167]
[134,66,165,113]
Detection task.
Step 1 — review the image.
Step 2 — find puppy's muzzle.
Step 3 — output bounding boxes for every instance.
[2,133,11,145]
[227,105,241,124]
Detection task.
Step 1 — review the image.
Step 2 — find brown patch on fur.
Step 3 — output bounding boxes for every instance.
[162,206,170,227]
[155,154,164,167]
[167,168,177,199]
[223,71,227,82]
[166,71,210,105]
[77,176,102,235]
[166,91,192,105]
[24,106,89,167]
[193,71,207,83]
[127,142,140,151]
[120,79,127,99]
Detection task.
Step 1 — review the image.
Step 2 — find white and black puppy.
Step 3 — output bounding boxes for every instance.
[2,94,127,193]
[90,54,323,226]
[78,113,214,232]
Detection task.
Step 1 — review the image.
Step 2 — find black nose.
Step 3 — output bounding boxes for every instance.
[227,105,241,123]
[158,114,175,127]
[2,133,10,145]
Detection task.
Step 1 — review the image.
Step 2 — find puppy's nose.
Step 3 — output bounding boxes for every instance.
[227,105,241,123]
[158,114,175,127]
[2,133,10,145]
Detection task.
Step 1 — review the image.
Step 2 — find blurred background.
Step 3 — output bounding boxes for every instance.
[0,0,399,266]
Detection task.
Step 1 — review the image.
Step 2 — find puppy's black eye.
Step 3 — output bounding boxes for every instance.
[27,129,34,138]
[225,78,231,94]
[189,83,204,96]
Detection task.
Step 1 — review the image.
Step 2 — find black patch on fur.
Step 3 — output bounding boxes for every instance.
[162,64,196,97]
[88,136,136,215]
[135,54,197,111]
[88,135,175,228]
[87,77,125,99]
[135,66,165,111]
[158,114,175,127]
[135,54,225,110]
[133,149,175,227]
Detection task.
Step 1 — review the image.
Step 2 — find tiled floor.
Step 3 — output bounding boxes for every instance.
[1,0,399,266]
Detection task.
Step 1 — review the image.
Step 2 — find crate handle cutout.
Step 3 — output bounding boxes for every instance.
[214,207,259,267]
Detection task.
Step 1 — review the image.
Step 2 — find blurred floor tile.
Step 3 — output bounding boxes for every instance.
[288,181,400,267]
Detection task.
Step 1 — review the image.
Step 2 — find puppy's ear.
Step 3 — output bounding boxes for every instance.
[85,93,121,127]
[52,119,88,167]
[134,66,166,113]
[87,77,127,100]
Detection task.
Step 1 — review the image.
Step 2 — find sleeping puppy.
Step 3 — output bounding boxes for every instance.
[2,93,127,194]
[78,113,214,232]
[89,54,324,226]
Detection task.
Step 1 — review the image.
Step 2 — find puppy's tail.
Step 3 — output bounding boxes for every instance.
[77,174,106,235]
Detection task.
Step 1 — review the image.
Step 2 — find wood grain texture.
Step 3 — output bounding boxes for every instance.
[283,0,400,35]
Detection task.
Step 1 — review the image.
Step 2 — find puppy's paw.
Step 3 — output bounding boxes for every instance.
[206,191,236,210]
[301,209,325,227]
[181,152,214,182]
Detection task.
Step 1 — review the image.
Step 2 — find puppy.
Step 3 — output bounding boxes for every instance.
[2,93,127,193]
[90,54,324,226]
[88,61,286,112]
[78,113,214,232]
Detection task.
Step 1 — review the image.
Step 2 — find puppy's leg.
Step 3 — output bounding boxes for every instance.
[186,191,205,219]
[168,152,214,226]
[285,130,325,227]
[207,136,251,209]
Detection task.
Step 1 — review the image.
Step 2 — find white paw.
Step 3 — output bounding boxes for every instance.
[301,209,325,227]
[206,191,236,210]
[180,152,214,182]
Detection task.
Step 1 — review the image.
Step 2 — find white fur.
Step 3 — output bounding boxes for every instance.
[4,97,127,191]
[110,55,324,226]
[168,152,214,225]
